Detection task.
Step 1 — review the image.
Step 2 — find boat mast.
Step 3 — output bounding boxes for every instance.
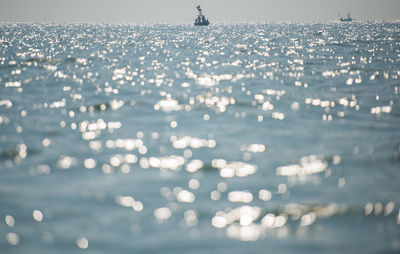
[196,5,203,16]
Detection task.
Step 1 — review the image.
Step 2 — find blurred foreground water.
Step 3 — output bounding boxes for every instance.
[0,22,400,253]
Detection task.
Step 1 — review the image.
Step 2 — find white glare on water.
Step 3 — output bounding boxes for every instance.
[6,232,19,246]
[154,207,172,221]
[76,237,89,249]
[33,210,43,222]
[1,22,399,250]
[5,215,15,227]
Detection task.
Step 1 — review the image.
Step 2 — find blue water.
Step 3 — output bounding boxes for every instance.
[1,22,400,253]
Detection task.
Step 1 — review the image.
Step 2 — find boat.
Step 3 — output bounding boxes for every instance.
[339,12,353,22]
[194,6,209,26]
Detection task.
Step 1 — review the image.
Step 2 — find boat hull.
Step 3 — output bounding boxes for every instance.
[194,21,209,26]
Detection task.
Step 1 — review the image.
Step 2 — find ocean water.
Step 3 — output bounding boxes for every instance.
[0,22,399,253]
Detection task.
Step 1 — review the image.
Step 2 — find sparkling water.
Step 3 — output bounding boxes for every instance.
[1,22,399,253]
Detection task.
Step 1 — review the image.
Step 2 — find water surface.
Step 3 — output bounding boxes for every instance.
[1,22,400,253]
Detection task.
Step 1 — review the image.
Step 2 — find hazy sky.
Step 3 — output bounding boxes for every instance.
[0,0,399,23]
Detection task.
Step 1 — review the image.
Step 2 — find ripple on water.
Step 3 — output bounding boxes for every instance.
[0,22,399,252]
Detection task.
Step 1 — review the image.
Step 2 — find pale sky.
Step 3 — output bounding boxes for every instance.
[0,0,399,23]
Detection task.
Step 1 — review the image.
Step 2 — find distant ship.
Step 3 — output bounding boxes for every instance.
[339,12,353,22]
[194,6,209,26]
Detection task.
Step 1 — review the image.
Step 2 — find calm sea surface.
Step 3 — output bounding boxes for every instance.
[0,22,400,253]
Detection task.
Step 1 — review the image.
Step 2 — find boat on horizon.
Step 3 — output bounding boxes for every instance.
[194,6,209,26]
[339,12,353,22]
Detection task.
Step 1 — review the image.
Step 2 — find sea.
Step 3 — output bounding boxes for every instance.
[0,22,399,254]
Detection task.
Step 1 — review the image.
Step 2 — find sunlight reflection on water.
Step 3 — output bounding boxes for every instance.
[0,21,400,253]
